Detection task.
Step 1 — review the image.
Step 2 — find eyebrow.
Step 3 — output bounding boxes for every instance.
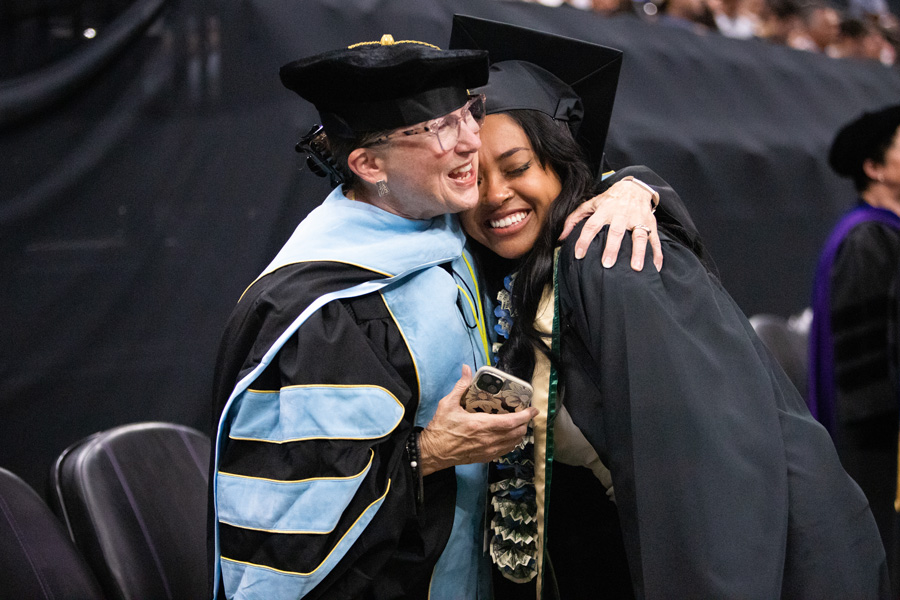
[498,147,529,161]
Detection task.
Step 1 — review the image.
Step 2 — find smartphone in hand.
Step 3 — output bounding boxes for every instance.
[461,366,533,414]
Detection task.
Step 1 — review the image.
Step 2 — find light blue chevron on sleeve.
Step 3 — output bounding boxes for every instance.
[212,211,464,599]
[228,386,404,442]
[220,481,391,600]
[217,452,372,533]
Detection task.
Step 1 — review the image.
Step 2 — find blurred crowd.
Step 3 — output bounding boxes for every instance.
[514,0,899,65]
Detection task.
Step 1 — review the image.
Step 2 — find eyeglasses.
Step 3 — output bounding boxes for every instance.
[366,94,486,152]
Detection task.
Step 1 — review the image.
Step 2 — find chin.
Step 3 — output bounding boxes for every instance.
[450,188,479,210]
[491,242,528,261]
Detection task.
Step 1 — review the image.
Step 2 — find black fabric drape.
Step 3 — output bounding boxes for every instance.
[2,0,900,491]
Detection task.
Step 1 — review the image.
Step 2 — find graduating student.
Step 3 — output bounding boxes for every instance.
[453,15,890,599]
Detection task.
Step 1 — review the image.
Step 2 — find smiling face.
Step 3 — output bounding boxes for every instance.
[460,113,562,259]
[363,103,482,220]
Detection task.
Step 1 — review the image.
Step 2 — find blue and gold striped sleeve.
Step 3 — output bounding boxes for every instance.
[214,294,422,599]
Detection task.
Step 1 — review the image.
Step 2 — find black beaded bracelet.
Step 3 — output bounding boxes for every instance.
[406,430,425,511]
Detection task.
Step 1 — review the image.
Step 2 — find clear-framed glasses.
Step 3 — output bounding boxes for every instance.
[367,94,486,152]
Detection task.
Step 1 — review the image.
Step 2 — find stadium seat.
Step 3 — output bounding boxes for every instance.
[749,310,811,400]
[50,422,210,600]
[0,466,105,599]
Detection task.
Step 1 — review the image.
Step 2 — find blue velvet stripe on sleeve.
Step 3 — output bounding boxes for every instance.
[220,481,391,600]
[212,190,473,598]
[217,450,374,533]
[228,386,405,442]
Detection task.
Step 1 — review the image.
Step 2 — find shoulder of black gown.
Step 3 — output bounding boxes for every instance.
[555,219,729,393]
[597,165,717,276]
[829,220,900,412]
[829,219,900,344]
[212,260,384,420]
[832,220,900,287]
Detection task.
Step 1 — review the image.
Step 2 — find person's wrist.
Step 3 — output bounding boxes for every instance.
[622,175,659,213]
[417,428,441,476]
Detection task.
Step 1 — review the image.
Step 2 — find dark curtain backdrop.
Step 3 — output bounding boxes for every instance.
[2,0,900,491]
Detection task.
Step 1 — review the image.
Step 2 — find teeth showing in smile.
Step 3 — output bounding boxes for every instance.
[449,164,472,179]
[489,211,527,229]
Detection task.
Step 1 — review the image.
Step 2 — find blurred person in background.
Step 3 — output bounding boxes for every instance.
[848,0,893,23]
[590,0,642,16]
[809,103,900,596]
[832,17,895,62]
[841,0,900,64]
[711,0,762,38]
[758,0,808,44]
[657,0,719,33]
[789,2,842,52]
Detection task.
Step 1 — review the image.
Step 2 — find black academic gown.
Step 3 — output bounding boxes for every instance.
[552,173,891,598]
[209,190,494,600]
[210,263,458,599]
[823,215,900,592]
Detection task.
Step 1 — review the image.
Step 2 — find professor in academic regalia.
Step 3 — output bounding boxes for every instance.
[809,103,900,593]
[207,38,541,599]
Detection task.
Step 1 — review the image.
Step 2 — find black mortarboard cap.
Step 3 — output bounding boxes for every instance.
[449,15,622,173]
[280,35,488,138]
[829,103,900,179]
[480,61,585,135]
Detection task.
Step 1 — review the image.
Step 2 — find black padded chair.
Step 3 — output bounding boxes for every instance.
[50,422,210,600]
[749,311,811,400]
[0,466,105,600]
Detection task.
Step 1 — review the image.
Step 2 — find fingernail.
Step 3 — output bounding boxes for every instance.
[602,255,613,268]
[632,259,643,271]
[576,247,586,260]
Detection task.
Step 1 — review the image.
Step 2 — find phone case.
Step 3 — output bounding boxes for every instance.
[462,366,533,414]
